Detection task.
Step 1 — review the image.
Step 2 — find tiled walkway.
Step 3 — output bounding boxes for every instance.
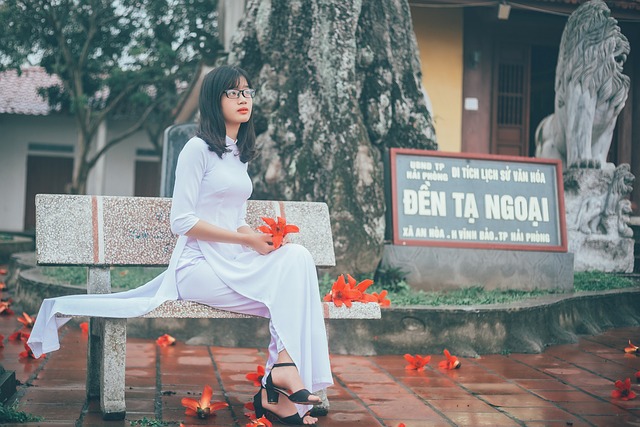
[0,270,639,426]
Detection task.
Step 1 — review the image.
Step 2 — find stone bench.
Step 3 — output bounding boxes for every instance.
[35,194,381,419]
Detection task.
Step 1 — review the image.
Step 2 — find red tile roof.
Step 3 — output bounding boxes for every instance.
[0,67,61,115]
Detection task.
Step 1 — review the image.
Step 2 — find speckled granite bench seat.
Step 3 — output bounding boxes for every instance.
[36,194,380,420]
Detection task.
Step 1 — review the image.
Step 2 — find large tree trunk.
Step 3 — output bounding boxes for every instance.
[228,0,436,274]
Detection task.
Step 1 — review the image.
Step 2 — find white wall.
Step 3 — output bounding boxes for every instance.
[0,113,158,232]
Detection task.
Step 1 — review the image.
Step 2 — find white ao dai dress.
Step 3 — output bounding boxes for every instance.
[28,136,333,417]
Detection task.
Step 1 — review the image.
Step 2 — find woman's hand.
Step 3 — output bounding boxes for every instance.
[243,233,276,255]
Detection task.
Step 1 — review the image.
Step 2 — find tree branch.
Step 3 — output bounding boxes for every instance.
[86,100,161,170]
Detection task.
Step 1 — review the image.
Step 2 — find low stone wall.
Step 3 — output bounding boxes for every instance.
[0,236,34,264]
[15,266,640,356]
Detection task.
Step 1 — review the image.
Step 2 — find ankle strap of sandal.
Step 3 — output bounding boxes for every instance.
[272,362,296,368]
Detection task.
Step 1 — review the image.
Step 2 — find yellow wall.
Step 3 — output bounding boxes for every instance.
[410,7,463,152]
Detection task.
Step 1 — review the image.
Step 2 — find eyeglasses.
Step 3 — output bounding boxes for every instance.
[222,89,256,99]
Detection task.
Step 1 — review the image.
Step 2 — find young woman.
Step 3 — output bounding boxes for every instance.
[28,66,332,425]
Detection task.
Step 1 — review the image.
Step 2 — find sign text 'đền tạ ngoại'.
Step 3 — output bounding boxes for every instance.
[390,148,567,252]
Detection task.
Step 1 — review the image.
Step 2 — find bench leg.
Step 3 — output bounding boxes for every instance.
[100,318,127,420]
[86,318,102,400]
[86,267,112,400]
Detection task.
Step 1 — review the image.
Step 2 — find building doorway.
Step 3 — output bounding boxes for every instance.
[529,45,558,158]
[24,155,73,231]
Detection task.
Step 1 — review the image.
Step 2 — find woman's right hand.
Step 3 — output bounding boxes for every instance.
[244,233,276,255]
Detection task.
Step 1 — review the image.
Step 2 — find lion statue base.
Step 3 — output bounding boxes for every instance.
[564,164,635,273]
[535,0,630,170]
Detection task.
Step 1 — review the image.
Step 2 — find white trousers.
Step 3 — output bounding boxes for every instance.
[176,258,285,379]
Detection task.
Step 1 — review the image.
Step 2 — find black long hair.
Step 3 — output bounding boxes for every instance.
[196,66,257,163]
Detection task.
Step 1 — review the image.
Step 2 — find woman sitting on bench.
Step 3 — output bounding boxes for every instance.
[28,65,332,425]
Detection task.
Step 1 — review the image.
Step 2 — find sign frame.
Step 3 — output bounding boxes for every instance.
[390,148,568,252]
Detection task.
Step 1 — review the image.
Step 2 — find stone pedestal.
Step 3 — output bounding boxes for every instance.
[381,245,574,292]
[563,165,635,273]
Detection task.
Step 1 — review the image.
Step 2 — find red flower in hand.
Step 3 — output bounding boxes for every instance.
[258,217,299,249]
[17,312,35,328]
[404,354,431,371]
[181,385,228,418]
[611,378,636,400]
[438,349,461,370]
[245,365,265,387]
[156,334,176,347]
[19,342,43,359]
[624,340,639,354]
[323,275,362,308]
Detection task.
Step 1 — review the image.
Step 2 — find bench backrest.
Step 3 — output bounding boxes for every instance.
[35,194,336,267]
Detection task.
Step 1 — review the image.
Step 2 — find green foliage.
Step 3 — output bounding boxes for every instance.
[0,0,222,193]
[41,266,164,290]
[40,266,87,286]
[0,403,43,423]
[573,271,636,291]
[388,286,556,307]
[130,417,173,427]
[320,270,639,306]
[111,267,165,290]
[374,266,410,292]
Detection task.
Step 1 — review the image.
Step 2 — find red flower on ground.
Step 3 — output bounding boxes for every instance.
[398,424,406,427]
[156,334,176,347]
[258,217,299,249]
[371,290,391,307]
[245,365,265,387]
[17,312,35,328]
[19,342,43,359]
[181,385,228,418]
[244,401,255,412]
[611,378,637,400]
[246,416,272,427]
[9,331,28,342]
[624,340,639,354]
[323,275,362,308]
[79,322,89,334]
[438,349,461,370]
[0,301,14,316]
[404,354,431,371]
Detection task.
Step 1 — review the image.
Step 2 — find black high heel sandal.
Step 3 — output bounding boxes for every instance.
[265,362,321,406]
[253,388,316,425]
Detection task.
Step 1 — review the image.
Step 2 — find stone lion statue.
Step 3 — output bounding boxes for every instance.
[535,0,630,170]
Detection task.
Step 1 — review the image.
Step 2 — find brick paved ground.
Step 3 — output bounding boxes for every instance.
[0,267,639,426]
